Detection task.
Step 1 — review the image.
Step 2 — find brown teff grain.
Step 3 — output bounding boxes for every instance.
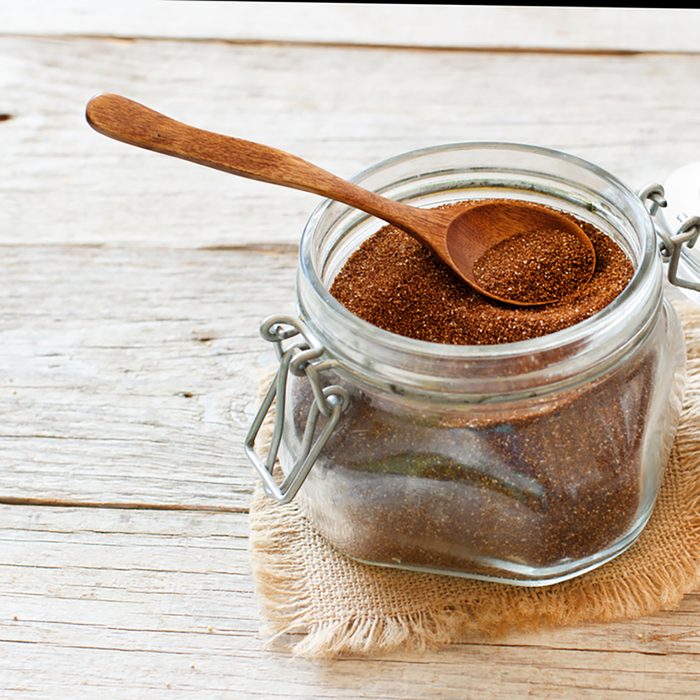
[312,200,648,574]
[472,227,595,304]
[330,201,633,345]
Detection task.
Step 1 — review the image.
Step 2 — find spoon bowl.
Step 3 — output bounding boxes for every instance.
[445,200,597,306]
[85,93,596,306]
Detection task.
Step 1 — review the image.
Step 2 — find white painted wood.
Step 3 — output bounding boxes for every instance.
[2,3,699,53]
[2,13,699,696]
[2,37,700,249]
[1,506,698,699]
[0,246,295,509]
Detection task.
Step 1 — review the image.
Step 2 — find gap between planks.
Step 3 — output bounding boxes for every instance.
[0,33,658,58]
[0,496,248,513]
[0,242,299,254]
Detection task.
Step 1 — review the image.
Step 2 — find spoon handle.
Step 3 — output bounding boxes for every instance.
[85,94,448,245]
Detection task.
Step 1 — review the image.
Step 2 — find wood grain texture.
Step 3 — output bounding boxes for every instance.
[2,37,700,249]
[2,13,700,697]
[2,3,700,53]
[1,506,698,699]
[0,245,295,508]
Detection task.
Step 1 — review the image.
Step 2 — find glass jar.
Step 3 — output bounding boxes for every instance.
[246,142,689,586]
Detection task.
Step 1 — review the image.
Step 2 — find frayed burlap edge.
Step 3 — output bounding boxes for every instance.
[248,301,700,659]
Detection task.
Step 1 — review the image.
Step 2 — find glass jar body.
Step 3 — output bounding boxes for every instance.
[278,143,687,585]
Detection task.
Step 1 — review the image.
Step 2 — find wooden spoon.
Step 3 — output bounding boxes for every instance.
[85,93,595,306]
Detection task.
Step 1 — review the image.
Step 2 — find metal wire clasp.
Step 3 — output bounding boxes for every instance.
[639,183,700,292]
[244,315,349,504]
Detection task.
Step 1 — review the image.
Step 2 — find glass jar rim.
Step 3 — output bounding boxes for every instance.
[299,140,658,364]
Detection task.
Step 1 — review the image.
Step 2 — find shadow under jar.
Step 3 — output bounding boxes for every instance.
[248,143,687,586]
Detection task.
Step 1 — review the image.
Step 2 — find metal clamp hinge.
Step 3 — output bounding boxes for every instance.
[244,315,349,504]
[639,183,700,292]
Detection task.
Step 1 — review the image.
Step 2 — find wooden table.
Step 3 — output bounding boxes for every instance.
[2,4,699,697]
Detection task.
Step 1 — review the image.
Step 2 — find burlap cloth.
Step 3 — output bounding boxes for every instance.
[248,301,700,659]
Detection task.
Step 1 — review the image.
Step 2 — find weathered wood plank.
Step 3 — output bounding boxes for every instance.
[2,10,698,698]
[2,37,700,248]
[0,245,295,508]
[1,506,698,699]
[2,3,699,54]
